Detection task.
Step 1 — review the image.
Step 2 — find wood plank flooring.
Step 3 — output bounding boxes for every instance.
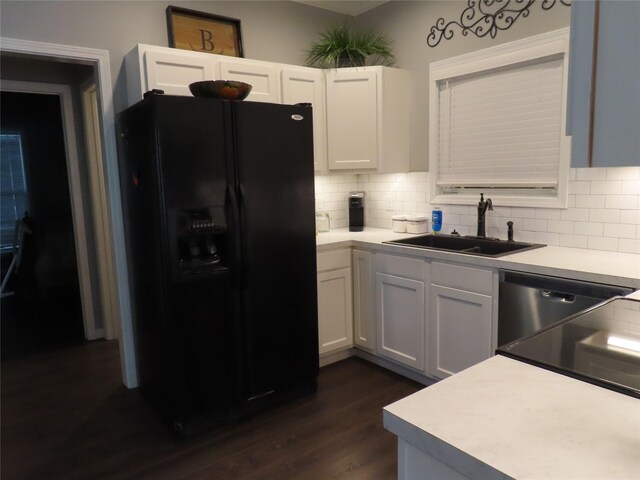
[1,340,421,480]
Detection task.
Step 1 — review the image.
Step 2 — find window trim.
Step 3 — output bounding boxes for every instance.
[0,131,29,251]
[429,28,571,209]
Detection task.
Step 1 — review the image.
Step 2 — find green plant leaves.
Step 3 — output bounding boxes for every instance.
[305,24,395,68]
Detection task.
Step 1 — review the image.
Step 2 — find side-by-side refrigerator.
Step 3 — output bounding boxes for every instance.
[117,93,319,434]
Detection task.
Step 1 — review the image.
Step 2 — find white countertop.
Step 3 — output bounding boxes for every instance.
[316,227,405,248]
[628,290,640,301]
[316,228,640,289]
[321,228,640,478]
[383,355,640,480]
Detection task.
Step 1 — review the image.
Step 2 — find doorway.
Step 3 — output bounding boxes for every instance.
[0,37,137,388]
[1,91,86,359]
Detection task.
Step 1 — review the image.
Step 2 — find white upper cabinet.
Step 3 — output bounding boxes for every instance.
[218,58,281,103]
[326,69,379,170]
[281,67,327,173]
[125,45,411,174]
[326,66,410,173]
[125,44,281,106]
[567,0,640,167]
[144,49,215,97]
[125,44,216,104]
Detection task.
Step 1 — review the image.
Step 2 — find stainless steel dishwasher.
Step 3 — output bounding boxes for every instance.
[498,270,634,347]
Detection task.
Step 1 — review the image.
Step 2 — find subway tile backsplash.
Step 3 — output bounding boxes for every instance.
[314,174,359,229]
[315,167,640,254]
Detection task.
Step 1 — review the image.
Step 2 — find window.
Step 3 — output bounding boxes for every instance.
[1,133,29,250]
[429,28,571,208]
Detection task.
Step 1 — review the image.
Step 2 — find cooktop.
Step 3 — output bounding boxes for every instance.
[498,297,640,399]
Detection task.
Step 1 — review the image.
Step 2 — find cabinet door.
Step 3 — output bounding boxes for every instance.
[376,273,425,370]
[317,267,353,355]
[281,67,327,173]
[352,249,375,351]
[429,285,492,379]
[219,59,280,103]
[145,49,215,96]
[326,69,378,170]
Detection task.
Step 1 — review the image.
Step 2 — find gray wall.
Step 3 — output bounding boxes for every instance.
[1,1,570,168]
[0,1,347,112]
[357,1,571,170]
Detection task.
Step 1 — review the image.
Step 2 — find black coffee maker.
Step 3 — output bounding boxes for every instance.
[348,191,365,232]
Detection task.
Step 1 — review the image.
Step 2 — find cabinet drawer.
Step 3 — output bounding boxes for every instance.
[431,262,494,295]
[376,253,425,281]
[317,249,351,272]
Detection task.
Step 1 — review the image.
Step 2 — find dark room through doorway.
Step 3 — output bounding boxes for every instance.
[1,91,85,360]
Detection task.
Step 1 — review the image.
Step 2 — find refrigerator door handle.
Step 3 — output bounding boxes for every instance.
[226,185,244,289]
[235,183,248,287]
[237,183,246,205]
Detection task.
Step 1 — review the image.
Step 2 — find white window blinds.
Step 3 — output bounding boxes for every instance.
[437,57,564,189]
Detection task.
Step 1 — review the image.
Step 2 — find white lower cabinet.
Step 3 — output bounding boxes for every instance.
[317,249,353,356]
[375,254,427,371]
[315,246,498,380]
[429,262,496,380]
[352,249,375,351]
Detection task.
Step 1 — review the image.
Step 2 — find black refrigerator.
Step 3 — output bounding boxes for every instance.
[117,94,319,434]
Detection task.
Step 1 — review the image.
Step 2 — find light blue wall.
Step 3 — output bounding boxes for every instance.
[590,1,639,167]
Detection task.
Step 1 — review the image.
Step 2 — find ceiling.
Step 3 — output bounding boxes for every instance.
[293,1,390,16]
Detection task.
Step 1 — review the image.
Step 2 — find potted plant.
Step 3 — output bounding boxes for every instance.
[305,24,395,69]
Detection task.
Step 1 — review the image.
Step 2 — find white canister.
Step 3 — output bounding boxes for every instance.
[406,215,428,234]
[316,212,330,232]
[392,215,407,233]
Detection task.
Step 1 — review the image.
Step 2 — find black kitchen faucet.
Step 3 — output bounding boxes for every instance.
[477,193,493,237]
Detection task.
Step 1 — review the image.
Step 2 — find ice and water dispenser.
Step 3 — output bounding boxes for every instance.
[171,207,227,277]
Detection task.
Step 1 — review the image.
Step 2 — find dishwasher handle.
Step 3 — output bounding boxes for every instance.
[540,289,575,303]
[500,270,634,300]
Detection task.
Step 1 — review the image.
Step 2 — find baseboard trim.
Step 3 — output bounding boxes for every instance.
[353,349,437,387]
[319,348,355,367]
[319,346,439,387]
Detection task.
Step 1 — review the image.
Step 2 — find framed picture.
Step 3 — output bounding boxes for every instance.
[166,6,244,57]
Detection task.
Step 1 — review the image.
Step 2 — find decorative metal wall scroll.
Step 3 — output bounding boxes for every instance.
[427,0,571,47]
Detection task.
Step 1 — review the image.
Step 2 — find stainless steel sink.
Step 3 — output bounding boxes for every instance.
[384,234,545,257]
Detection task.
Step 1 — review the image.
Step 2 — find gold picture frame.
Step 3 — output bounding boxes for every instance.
[166,6,244,57]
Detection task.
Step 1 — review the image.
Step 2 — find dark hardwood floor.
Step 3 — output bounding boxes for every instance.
[1,340,421,480]
[1,287,86,361]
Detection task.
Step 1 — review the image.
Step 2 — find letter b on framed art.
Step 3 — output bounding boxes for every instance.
[166,6,244,57]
